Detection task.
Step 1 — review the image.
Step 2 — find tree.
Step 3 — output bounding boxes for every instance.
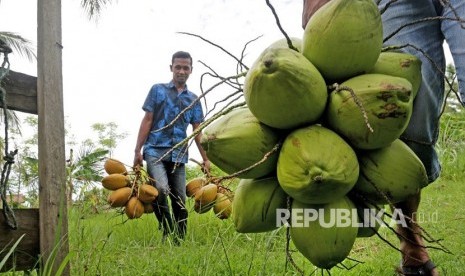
[0,31,36,61]
[10,121,40,208]
[3,115,126,207]
[66,121,127,207]
[91,122,128,156]
[80,0,114,20]
[66,146,108,207]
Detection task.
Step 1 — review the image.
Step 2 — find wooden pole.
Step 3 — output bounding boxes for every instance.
[37,0,69,274]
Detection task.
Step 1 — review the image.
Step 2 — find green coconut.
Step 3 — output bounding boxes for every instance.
[244,47,327,129]
[351,198,384,238]
[302,0,383,81]
[353,139,428,204]
[200,107,280,179]
[277,125,359,204]
[368,51,422,98]
[325,73,413,150]
[290,196,358,269]
[232,177,288,233]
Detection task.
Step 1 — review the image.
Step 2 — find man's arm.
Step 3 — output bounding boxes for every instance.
[133,111,154,167]
[302,0,331,29]
[192,122,211,173]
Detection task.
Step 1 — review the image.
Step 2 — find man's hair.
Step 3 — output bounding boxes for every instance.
[172,51,192,65]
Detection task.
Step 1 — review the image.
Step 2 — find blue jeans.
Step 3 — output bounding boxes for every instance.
[379,0,465,183]
[145,156,187,238]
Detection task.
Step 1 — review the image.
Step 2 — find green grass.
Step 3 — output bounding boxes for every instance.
[63,175,465,276]
[63,112,465,275]
[2,112,464,276]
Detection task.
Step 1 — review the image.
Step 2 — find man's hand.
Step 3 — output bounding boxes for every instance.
[133,151,144,168]
[201,159,211,176]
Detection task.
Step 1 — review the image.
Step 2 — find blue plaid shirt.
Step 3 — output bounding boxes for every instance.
[142,81,204,163]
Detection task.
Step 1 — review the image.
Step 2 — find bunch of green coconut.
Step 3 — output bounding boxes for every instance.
[199,0,429,270]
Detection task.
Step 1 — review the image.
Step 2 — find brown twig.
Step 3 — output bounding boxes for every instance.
[382,44,464,118]
[329,84,374,133]
[284,196,305,276]
[151,72,246,135]
[210,142,281,184]
[154,102,246,165]
[384,16,465,43]
[378,0,399,16]
[265,0,299,52]
[177,31,249,70]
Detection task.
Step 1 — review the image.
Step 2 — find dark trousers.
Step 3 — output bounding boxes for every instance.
[146,158,187,239]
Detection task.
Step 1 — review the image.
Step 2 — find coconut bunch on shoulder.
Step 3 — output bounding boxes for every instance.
[102,158,159,219]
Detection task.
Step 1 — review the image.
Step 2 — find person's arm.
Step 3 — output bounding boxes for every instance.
[192,122,211,174]
[302,0,331,29]
[133,111,154,167]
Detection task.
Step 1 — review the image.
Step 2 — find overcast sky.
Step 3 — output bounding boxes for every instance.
[0,0,303,165]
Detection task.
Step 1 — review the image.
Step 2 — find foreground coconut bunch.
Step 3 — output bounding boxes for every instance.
[186,177,233,220]
[102,158,159,219]
[199,0,429,271]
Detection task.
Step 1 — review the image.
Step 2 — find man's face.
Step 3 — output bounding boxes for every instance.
[171,58,192,85]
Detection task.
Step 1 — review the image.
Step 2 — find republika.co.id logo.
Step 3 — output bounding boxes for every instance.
[276,207,412,228]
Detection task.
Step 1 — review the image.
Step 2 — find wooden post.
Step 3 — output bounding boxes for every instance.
[0,209,40,272]
[0,70,37,114]
[37,0,69,275]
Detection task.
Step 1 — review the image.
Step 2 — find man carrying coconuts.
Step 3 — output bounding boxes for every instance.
[133,50,210,243]
[302,0,464,275]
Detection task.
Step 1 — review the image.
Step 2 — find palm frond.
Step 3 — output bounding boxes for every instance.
[80,0,112,20]
[68,145,109,182]
[0,32,36,62]
[0,109,22,134]
[79,149,109,165]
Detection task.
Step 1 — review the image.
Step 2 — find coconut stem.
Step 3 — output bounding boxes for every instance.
[265,0,299,52]
[212,142,281,184]
[285,196,305,276]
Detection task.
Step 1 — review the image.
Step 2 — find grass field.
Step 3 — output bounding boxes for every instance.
[65,112,465,276]
[66,175,465,276]
[2,113,464,276]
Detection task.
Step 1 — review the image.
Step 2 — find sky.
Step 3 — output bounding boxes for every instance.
[0,0,303,166]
